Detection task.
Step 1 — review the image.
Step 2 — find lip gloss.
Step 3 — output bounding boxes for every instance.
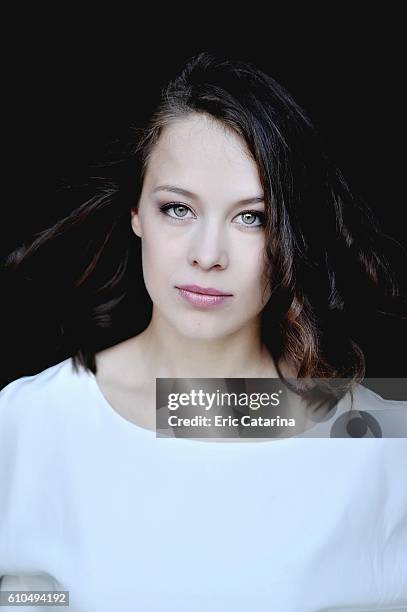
[176,288,232,309]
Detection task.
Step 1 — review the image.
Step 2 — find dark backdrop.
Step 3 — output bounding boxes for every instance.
[1,20,406,389]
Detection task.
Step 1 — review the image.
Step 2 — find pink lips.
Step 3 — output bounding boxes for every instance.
[175,285,233,309]
[177,284,233,296]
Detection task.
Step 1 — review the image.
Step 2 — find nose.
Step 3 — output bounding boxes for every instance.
[187,221,229,270]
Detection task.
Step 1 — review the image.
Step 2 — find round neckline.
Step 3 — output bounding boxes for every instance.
[85,364,157,437]
[78,359,291,445]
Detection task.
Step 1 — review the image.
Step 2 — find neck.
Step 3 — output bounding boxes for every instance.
[133,309,279,379]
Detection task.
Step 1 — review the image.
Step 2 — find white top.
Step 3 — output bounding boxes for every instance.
[0,356,406,612]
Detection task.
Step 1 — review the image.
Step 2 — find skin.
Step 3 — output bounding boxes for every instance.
[94,113,294,434]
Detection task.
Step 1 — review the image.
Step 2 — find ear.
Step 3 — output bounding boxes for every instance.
[130,207,142,238]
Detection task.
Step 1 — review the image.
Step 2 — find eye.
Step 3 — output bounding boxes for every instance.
[159,203,195,220]
[158,203,265,228]
[234,211,265,228]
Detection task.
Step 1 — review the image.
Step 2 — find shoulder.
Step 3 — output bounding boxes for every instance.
[352,382,407,408]
[0,359,81,501]
[0,357,74,402]
[0,357,80,432]
[349,383,407,438]
[295,381,407,441]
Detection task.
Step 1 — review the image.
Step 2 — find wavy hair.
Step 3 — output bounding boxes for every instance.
[3,51,405,410]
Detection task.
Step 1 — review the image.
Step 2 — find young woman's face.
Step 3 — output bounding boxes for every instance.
[131,113,271,341]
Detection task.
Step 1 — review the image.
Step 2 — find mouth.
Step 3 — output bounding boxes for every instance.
[175,285,233,297]
[175,286,233,309]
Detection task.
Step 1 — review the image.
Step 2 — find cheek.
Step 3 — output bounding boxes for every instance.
[141,233,182,283]
[143,216,184,256]
[236,242,266,284]
[235,243,270,308]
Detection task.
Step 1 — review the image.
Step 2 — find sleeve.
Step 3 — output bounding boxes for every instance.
[0,575,64,612]
[0,573,61,591]
[0,378,20,577]
[0,379,62,612]
[377,437,407,605]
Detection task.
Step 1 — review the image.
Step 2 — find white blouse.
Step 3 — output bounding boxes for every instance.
[0,357,406,611]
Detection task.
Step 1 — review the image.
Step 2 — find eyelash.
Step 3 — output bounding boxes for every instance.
[159,203,266,228]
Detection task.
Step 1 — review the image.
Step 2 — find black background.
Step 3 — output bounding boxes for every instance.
[2,13,406,387]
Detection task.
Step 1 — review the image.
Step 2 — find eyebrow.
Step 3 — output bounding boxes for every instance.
[152,185,264,206]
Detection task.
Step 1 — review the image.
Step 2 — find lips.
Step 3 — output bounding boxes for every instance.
[175,287,232,309]
[176,284,233,296]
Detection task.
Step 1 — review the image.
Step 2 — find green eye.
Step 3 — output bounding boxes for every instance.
[159,203,193,219]
[159,203,265,228]
[235,211,265,227]
[171,205,189,217]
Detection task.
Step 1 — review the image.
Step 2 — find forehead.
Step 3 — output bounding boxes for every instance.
[143,114,261,193]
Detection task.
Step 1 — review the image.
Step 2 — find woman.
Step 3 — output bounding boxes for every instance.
[0,52,406,610]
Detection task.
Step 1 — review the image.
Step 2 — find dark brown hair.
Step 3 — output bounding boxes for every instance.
[3,51,405,410]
